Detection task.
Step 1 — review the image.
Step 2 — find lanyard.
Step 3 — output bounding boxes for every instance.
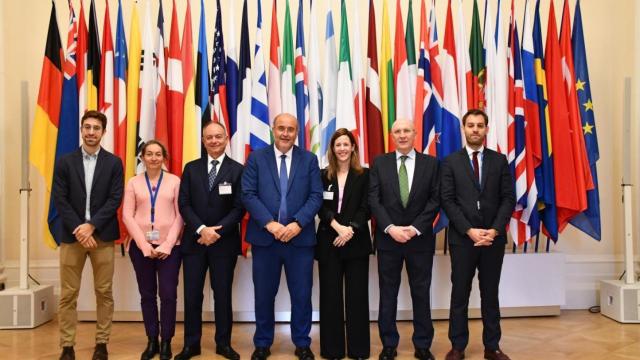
[145,171,164,229]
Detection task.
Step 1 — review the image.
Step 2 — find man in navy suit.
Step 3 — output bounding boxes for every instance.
[52,110,124,360]
[441,109,515,360]
[176,121,245,360]
[242,113,323,360]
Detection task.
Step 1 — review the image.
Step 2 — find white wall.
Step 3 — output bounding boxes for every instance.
[1,0,637,310]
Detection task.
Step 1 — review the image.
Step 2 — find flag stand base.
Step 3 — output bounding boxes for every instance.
[600,280,640,323]
[0,285,54,329]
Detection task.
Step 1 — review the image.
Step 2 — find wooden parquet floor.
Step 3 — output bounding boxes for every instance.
[1,311,639,359]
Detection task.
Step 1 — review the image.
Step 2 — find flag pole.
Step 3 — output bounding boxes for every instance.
[20,81,31,290]
[622,77,635,284]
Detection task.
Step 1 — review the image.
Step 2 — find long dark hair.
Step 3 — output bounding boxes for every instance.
[326,128,363,181]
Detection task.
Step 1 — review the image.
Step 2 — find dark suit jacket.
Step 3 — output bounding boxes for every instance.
[52,147,124,243]
[440,148,516,246]
[368,151,440,253]
[241,145,323,247]
[178,155,245,256]
[316,168,372,260]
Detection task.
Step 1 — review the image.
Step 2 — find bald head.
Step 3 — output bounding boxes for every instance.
[391,119,416,154]
[273,113,298,153]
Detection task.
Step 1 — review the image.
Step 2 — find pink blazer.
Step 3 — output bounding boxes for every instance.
[123,172,184,257]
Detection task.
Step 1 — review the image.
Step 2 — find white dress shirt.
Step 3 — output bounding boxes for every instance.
[465,145,484,182]
[196,153,227,235]
[274,145,293,177]
[395,149,416,191]
[82,146,100,221]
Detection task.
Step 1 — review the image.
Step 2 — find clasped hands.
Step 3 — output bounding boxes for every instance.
[73,223,97,248]
[466,228,498,246]
[388,225,418,243]
[266,220,302,243]
[197,225,223,246]
[331,220,354,247]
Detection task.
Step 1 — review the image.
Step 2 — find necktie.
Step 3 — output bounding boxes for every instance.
[472,151,480,184]
[208,159,219,191]
[278,154,288,223]
[399,155,409,207]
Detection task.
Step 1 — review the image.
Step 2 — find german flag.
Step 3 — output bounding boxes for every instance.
[87,0,101,110]
[30,1,63,249]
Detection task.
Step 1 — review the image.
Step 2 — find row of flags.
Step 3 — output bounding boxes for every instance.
[31,0,600,250]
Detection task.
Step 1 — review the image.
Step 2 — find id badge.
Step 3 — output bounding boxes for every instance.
[219,182,232,195]
[145,230,160,242]
[323,191,334,200]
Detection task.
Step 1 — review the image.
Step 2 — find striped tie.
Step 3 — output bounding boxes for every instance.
[208,159,219,191]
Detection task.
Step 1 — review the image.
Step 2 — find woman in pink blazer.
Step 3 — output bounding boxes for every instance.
[123,140,183,360]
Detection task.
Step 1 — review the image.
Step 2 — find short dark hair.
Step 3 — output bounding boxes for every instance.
[140,139,169,160]
[81,110,107,129]
[462,109,489,126]
[202,120,227,136]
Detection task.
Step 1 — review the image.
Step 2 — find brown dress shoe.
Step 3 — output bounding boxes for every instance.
[92,343,108,360]
[445,348,465,360]
[59,346,75,360]
[484,349,511,360]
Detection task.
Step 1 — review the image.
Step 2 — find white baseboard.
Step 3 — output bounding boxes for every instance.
[4,254,638,316]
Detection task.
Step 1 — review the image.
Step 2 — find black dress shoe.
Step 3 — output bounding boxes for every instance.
[216,345,240,360]
[59,346,75,360]
[92,343,108,360]
[159,340,172,360]
[378,347,397,360]
[414,348,435,360]
[173,345,201,360]
[141,337,159,360]
[294,347,315,360]
[251,347,271,360]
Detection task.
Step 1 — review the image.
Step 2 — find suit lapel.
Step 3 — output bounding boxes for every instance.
[200,157,211,192]
[90,149,107,191]
[287,146,301,195]
[407,153,424,206]
[340,169,355,210]
[387,153,401,202]
[460,148,480,190]
[480,150,491,192]
[210,156,232,192]
[73,149,86,195]
[267,147,281,194]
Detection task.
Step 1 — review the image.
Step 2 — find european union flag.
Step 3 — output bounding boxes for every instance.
[569,0,601,240]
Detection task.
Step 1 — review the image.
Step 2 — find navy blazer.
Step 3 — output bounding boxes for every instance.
[51,147,124,243]
[178,155,245,256]
[241,145,323,247]
[440,148,516,246]
[368,151,440,253]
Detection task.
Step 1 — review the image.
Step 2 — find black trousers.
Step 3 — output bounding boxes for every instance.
[182,251,237,347]
[377,249,434,349]
[448,243,505,351]
[318,256,370,358]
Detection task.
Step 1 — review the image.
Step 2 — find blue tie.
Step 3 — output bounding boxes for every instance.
[208,159,219,191]
[278,154,288,223]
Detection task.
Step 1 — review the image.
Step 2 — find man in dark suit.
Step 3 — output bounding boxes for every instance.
[440,109,516,360]
[52,110,124,360]
[242,113,323,360]
[176,121,245,360]
[369,119,440,360]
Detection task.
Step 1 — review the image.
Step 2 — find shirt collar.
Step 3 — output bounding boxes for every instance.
[465,145,484,157]
[395,149,416,160]
[207,152,226,165]
[81,146,100,159]
[274,145,294,159]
